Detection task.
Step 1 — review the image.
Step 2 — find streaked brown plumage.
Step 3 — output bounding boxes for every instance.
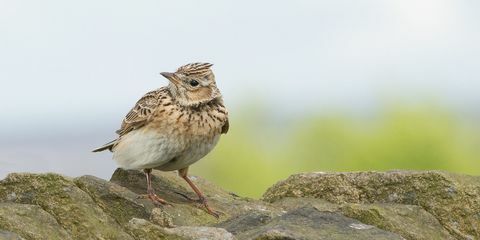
[93,63,228,217]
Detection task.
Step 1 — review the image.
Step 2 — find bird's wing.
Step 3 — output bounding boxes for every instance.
[116,89,165,136]
[221,118,229,134]
[216,100,229,134]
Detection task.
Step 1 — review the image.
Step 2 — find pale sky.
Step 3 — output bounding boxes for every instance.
[0,0,479,178]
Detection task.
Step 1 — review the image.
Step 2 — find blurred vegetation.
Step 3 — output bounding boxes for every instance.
[192,103,480,198]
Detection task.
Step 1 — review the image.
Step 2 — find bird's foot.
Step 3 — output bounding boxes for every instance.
[138,193,172,207]
[174,191,223,218]
[202,202,223,219]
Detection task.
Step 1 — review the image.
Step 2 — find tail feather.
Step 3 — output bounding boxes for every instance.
[92,139,117,152]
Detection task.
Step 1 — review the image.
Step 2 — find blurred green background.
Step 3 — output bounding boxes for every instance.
[193,103,480,197]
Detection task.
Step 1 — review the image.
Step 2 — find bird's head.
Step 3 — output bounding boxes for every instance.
[161,62,221,106]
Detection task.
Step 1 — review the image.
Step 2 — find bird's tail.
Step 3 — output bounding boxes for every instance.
[92,139,117,152]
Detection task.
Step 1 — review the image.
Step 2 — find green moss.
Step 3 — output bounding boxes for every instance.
[0,173,133,240]
[263,171,480,239]
[341,203,454,240]
[0,203,72,240]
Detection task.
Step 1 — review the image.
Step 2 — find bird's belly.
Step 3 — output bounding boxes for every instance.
[112,130,183,170]
[156,134,220,171]
[112,129,220,171]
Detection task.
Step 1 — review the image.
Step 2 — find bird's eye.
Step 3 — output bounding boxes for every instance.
[189,80,199,87]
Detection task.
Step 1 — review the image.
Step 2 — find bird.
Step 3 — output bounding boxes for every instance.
[92,62,229,217]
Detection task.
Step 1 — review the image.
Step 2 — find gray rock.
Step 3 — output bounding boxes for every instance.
[0,230,25,240]
[164,226,236,240]
[125,218,177,240]
[110,168,282,226]
[126,218,235,240]
[268,197,454,239]
[237,206,404,240]
[340,203,454,240]
[1,169,478,240]
[0,203,71,240]
[74,175,152,226]
[215,211,274,235]
[263,171,480,239]
[0,173,133,240]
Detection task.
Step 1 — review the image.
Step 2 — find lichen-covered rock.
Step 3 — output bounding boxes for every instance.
[262,171,480,239]
[268,197,454,240]
[110,168,283,226]
[74,175,152,226]
[164,226,236,240]
[0,230,25,240]
[0,173,133,240]
[269,196,340,212]
[125,218,176,240]
[149,207,175,227]
[1,169,478,240]
[126,218,235,240]
[230,206,404,240]
[340,203,454,240]
[0,203,71,240]
[215,211,274,236]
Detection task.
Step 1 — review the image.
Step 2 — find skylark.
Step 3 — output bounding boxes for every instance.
[93,63,229,217]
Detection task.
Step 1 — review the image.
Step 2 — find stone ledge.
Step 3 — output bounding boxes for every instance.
[0,169,478,240]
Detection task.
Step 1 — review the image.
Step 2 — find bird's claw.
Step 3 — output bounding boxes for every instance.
[205,207,223,219]
[173,191,222,218]
[138,193,172,207]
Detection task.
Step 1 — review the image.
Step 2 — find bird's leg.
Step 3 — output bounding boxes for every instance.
[139,168,170,206]
[178,167,221,218]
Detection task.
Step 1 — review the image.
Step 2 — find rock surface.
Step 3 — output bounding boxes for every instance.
[263,171,480,240]
[0,169,478,240]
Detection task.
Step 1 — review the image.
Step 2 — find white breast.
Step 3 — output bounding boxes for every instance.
[112,130,182,170]
[112,129,220,171]
[157,134,221,171]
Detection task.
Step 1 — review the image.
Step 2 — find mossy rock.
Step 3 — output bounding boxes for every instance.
[1,169,478,240]
[340,203,454,240]
[229,206,404,240]
[0,173,132,239]
[0,203,71,240]
[263,171,480,239]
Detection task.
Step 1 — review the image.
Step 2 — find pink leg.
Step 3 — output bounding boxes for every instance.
[140,168,170,206]
[178,167,221,218]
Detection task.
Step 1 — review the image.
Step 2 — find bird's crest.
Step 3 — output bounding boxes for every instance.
[176,62,213,76]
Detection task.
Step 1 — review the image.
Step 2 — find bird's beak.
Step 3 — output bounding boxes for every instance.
[160,72,180,85]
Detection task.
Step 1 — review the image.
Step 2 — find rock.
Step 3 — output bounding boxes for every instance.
[149,207,175,228]
[125,218,176,240]
[126,218,235,240]
[0,173,133,240]
[263,171,480,239]
[74,175,152,226]
[0,230,25,240]
[272,197,454,239]
[340,203,454,240]
[1,169,479,240]
[269,196,340,212]
[0,203,71,240]
[232,206,404,240]
[164,226,236,240]
[109,168,283,226]
[215,211,274,235]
